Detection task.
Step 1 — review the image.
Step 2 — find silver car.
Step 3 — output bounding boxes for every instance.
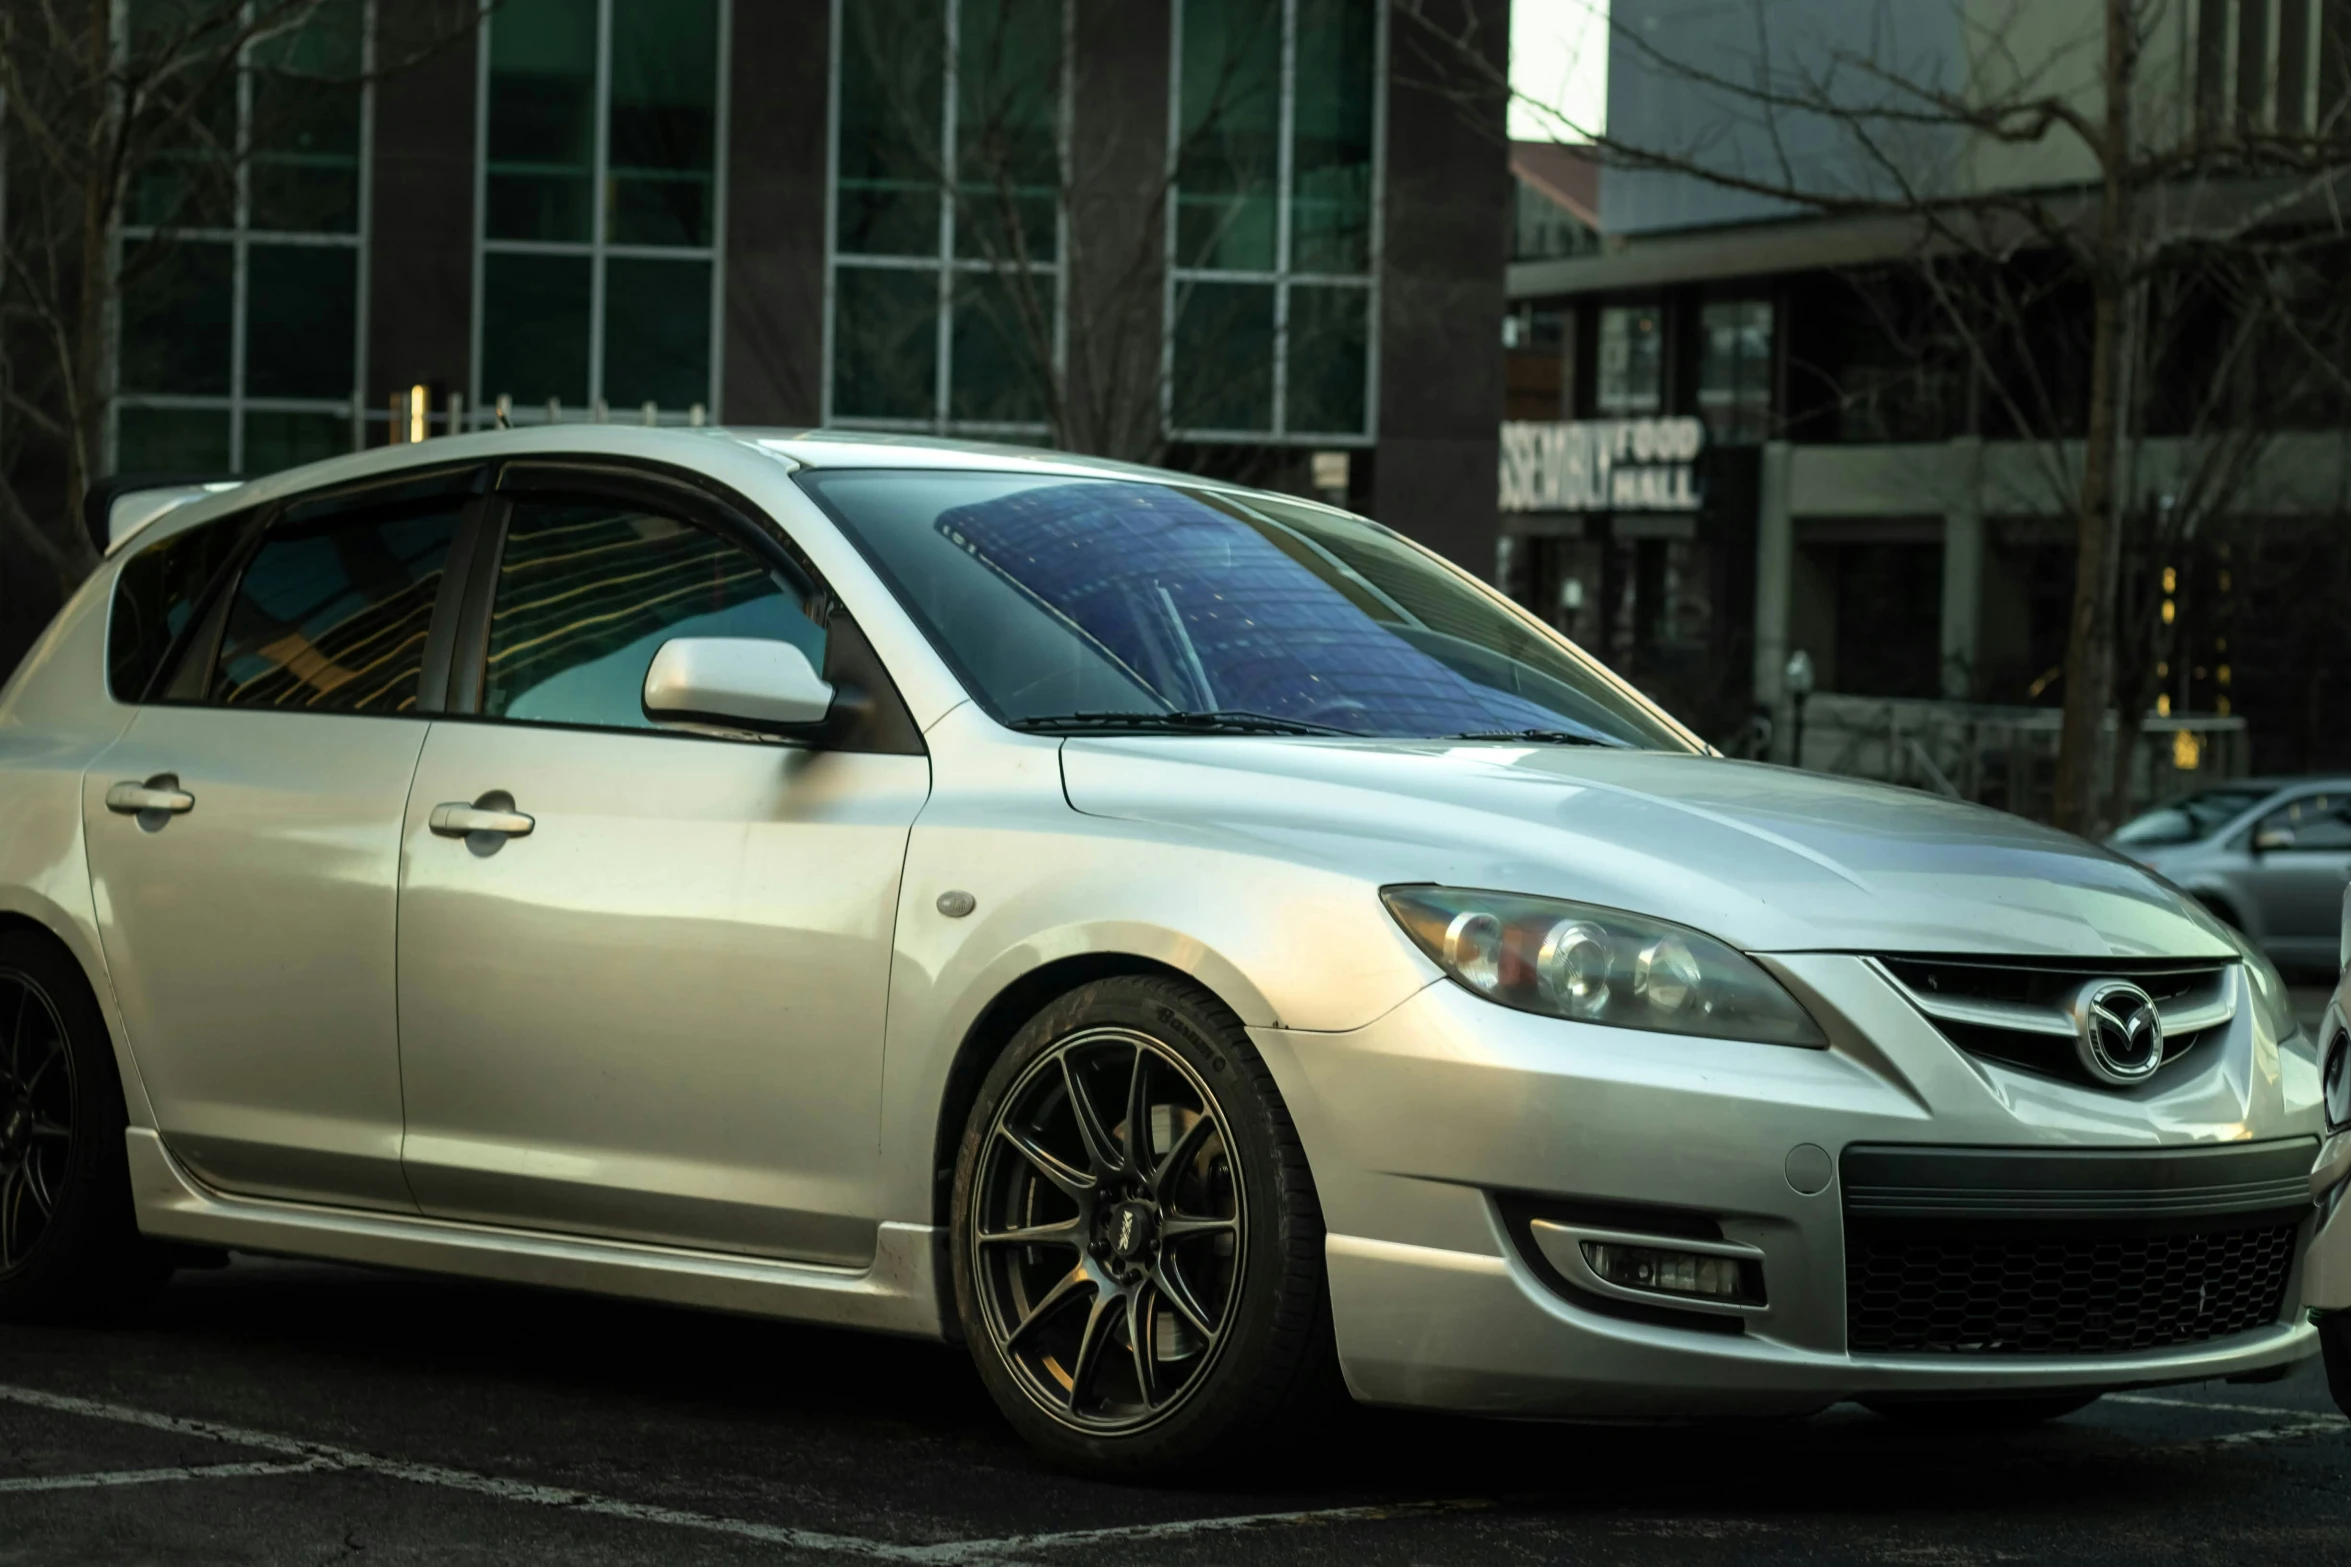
[2,429,2346,1474]
[2113,781,2351,973]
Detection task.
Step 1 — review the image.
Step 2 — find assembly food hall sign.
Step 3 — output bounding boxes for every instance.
[1498,416,1706,513]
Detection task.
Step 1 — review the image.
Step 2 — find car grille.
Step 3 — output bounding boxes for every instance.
[1841,1141,2312,1356]
[1874,955,2236,1086]
[1845,1218,2299,1355]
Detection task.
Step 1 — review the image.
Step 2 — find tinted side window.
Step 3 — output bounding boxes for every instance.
[481,497,824,730]
[108,512,252,702]
[2262,793,2351,852]
[210,504,463,713]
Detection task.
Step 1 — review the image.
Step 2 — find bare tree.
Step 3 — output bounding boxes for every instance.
[1402,0,2351,832]
[0,0,476,598]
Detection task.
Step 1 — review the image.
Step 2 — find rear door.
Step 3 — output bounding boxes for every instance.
[393,464,929,1263]
[83,467,481,1210]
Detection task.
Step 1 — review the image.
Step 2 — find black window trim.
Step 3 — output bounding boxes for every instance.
[433,455,925,756]
[142,461,492,714]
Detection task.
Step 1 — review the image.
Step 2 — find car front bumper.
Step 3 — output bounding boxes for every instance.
[1252,954,2345,1419]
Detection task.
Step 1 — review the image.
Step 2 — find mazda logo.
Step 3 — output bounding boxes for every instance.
[2074,979,2165,1086]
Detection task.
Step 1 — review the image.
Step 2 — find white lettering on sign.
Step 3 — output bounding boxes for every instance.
[1498,417,1706,514]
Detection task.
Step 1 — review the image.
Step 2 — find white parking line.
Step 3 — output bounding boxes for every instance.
[2107,1392,2351,1454]
[0,1382,1477,1562]
[0,1459,334,1494]
[2108,1393,2327,1418]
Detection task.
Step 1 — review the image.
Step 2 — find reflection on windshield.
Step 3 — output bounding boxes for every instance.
[801,472,1691,750]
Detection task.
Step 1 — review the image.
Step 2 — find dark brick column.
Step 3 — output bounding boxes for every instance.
[367,5,480,430]
[1372,0,1509,575]
[1064,0,1172,459]
[722,1,833,426]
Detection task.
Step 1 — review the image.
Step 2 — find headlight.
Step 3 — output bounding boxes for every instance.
[1381,886,1827,1047]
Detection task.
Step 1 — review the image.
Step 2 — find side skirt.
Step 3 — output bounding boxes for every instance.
[126,1128,948,1340]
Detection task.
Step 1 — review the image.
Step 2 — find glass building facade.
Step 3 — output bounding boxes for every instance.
[117,0,370,474]
[96,0,1501,583]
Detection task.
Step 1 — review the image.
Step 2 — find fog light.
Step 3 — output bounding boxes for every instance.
[1582,1240,1752,1302]
[2326,1030,2349,1131]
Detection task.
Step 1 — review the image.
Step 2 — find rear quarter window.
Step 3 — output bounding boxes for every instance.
[107,511,253,703]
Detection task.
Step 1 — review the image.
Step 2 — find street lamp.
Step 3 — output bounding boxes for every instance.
[1785,649,1815,769]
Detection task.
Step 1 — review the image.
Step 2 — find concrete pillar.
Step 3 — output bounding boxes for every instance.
[1940,435,1985,700]
[1752,440,1796,744]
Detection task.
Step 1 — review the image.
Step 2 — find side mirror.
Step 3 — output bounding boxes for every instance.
[643,637,833,734]
[2253,826,2296,854]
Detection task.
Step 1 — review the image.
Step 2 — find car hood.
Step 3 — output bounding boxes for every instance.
[1057,738,2235,960]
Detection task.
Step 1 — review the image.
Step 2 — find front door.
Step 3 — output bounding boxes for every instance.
[83,482,472,1209]
[394,484,928,1265]
[2243,790,2351,967]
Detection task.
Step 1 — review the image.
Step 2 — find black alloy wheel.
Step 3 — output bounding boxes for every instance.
[968,1025,1243,1433]
[0,970,75,1277]
[0,932,171,1322]
[952,976,1336,1474]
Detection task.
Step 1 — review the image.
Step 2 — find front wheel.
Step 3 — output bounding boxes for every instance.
[950,975,1335,1475]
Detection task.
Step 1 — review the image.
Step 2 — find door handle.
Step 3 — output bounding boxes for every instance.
[429,799,534,839]
[105,778,195,815]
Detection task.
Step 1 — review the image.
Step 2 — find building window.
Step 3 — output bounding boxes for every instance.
[1697,300,1772,445]
[474,0,726,422]
[2196,0,2334,134]
[1595,303,1662,414]
[1167,0,1381,443]
[827,0,1066,435]
[117,0,370,475]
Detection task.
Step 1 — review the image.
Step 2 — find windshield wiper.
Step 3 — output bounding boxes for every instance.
[1011,709,1362,737]
[1446,728,1624,747]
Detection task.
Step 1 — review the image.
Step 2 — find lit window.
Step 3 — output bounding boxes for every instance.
[117,0,368,475]
[476,0,724,421]
[1696,300,1772,444]
[829,0,1065,433]
[1169,0,1380,441]
[1597,305,1664,415]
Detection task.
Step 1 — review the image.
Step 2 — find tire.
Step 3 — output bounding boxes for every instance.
[0,931,171,1322]
[949,974,1336,1475]
[2322,1312,2351,1420]
[1861,1392,2101,1428]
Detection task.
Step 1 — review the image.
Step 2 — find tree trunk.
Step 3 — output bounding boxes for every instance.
[2050,0,2136,836]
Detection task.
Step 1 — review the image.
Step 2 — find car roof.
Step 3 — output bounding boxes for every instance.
[107,426,1346,553]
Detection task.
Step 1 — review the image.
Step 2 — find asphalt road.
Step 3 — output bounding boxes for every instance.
[0,1253,2345,1567]
[5,992,2342,1564]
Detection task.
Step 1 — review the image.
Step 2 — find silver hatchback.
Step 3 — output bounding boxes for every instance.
[1,429,2346,1475]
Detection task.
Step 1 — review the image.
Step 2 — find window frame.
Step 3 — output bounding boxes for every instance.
[434,456,925,754]
[1162,0,1387,448]
[822,0,1075,440]
[468,0,734,427]
[113,0,376,475]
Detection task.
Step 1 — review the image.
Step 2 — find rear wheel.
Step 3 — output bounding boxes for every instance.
[950,975,1335,1475]
[1861,1392,2101,1427]
[0,933,169,1322]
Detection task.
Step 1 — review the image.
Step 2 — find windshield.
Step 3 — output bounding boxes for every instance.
[799,472,1692,749]
[2111,787,2270,847]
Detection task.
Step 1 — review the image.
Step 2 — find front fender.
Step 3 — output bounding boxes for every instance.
[872,706,1435,1223]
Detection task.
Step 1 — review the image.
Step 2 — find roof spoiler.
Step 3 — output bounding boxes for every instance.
[83,473,245,557]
